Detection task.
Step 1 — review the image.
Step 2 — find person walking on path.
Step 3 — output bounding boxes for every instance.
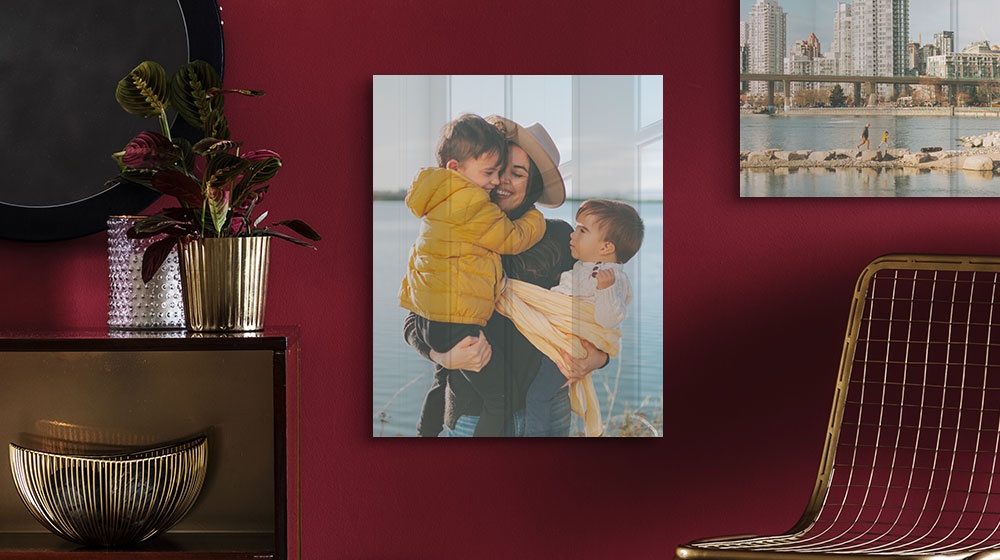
[878,130,889,151]
[857,122,871,150]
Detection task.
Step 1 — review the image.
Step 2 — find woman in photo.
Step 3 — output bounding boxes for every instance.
[403,115,609,437]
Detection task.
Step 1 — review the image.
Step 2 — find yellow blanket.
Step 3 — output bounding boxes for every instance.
[494,278,620,437]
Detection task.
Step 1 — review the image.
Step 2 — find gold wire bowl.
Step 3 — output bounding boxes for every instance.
[8,435,207,547]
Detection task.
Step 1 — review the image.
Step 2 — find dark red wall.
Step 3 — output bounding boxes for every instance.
[4,1,998,558]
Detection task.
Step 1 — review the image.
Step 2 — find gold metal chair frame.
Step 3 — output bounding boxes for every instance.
[677,254,1000,560]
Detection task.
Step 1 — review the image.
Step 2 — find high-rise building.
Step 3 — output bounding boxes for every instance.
[921,43,941,61]
[889,0,909,77]
[791,40,811,58]
[784,49,836,103]
[805,33,822,58]
[926,41,1000,80]
[907,42,921,75]
[831,2,852,76]
[748,0,786,99]
[786,32,831,103]
[784,52,813,101]
[850,0,909,99]
[739,21,750,92]
[934,30,955,55]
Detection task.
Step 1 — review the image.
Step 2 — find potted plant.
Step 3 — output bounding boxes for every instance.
[111,60,320,332]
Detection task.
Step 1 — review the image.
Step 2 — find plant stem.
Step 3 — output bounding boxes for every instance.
[158,109,172,141]
[201,198,209,237]
[602,356,624,435]
[375,372,427,423]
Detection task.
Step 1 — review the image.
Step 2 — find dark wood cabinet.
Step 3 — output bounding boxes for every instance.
[0,329,300,559]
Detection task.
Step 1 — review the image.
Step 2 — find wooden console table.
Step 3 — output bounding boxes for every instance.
[0,328,300,559]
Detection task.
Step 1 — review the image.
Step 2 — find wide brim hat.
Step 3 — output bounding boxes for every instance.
[486,115,566,208]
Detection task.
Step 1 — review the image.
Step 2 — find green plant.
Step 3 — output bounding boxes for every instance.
[829,84,847,108]
[111,60,320,282]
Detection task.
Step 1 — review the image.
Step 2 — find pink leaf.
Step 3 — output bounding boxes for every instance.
[121,131,181,169]
[151,169,204,207]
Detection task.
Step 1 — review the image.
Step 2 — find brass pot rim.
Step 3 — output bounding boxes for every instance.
[180,235,272,243]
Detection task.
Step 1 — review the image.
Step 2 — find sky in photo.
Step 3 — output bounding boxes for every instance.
[373,76,663,200]
[739,0,994,52]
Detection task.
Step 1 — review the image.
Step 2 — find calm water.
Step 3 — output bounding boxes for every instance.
[740,113,1000,196]
[372,200,663,437]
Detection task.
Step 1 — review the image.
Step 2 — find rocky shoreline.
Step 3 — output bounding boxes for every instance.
[741,132,1000,173]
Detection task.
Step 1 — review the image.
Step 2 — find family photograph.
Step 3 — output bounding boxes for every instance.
[373,75,663,437]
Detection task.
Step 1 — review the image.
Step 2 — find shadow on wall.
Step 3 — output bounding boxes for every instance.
[0,234,110,330]
[663,254,860,543]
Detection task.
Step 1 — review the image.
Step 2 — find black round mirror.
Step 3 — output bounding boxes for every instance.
[0,0,223,241]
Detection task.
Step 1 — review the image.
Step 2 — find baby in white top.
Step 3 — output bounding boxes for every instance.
[525,199,644,436]
[552,260,632,328]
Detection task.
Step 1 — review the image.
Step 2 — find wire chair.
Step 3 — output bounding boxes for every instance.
[677,254,1000,560]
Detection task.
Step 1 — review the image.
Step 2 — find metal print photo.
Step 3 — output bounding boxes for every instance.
[372,75,663,437]
[739,0,1000,196]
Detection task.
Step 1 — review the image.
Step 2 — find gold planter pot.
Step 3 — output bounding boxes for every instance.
[178,237,271,332]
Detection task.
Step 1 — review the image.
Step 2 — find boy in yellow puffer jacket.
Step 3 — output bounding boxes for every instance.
[399,114,546,437]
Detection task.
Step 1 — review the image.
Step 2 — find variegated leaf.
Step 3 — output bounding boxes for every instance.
[203,153,249,191]
[170,60,222,133]
[115,61,169,117]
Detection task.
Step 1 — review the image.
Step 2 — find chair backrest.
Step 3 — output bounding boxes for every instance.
[795,254,1000,555]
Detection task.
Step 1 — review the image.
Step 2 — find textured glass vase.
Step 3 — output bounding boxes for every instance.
[107,215,185,330]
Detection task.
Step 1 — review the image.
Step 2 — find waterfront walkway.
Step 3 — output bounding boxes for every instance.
[741,107,1000,118]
